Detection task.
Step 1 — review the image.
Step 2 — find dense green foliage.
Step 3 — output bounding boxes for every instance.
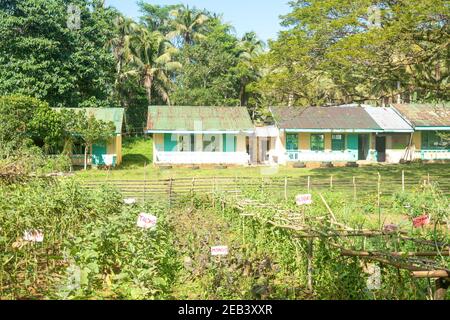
[0,95,116,172]
[0,0,118,108]
[1,176,447,300]
[0,178,178,299]
[0,95,66,155]
[257,0,449,107]
[2,0,447,130]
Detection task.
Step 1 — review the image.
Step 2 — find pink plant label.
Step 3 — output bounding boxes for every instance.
[413,215,430,228]
[23,230,44,243]
[211,246,229,256]
[296,194,313,206]
[137,213,157,230]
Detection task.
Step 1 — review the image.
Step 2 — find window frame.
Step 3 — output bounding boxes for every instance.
[310,134,325,151]
[331,134,346,152]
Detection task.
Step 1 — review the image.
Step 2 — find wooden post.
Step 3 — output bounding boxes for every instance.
[402,170,405,192]
[212,177,216,207]
[377,172,382,229]
[191,177,195,206]
[235,175,238,201]
[353,176,357,201]
[428,173,431,185]
[307,176,311,193]
[261,177,264,196]
[143,162,147,202]
[168,178,173,208]
[434,278,449,300]
[284,177,288,201]
[242,216,246,246]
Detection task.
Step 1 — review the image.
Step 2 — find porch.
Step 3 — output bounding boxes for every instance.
[416,150,450,161]
[154,151,250,165]
[286,150,358,162]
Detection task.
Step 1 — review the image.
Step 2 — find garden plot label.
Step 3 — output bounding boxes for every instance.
[211,246,229,256]
[366,264,381,291]
[124,198,137,205]
[296,194,313,206]
[413,215,431,228]
[137,213,157,230]
[23,230,44,243]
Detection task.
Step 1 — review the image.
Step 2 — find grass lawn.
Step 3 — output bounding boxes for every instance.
[75,137,450,183]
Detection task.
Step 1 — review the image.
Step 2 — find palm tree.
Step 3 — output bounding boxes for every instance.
[237,32,265,106]
[167,5,209,46]
[107,15,137,100]
[126,28,182,105]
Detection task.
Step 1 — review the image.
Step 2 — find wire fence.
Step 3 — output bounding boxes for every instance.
[82,171,450,204]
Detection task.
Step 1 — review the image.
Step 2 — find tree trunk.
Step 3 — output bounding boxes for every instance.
[84,144,88,171]
[144,74,153,105]
[240,83,246,106]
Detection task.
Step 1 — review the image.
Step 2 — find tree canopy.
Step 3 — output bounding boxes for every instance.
[0,0,447,131]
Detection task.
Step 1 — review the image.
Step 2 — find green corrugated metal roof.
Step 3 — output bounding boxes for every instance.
[53,108,124,134]
[270,106,382,131]
[146,106,254,132]
[392,104,450,128]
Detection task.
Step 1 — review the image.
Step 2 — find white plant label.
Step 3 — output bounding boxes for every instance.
[211,246,229,256]
[137,213,157,230]
[296,194,313,206]
[23,230,44,243]
[366,264,381,291]
[124,198,137,205]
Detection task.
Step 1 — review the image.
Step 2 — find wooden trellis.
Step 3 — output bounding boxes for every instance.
[230,194,450,300]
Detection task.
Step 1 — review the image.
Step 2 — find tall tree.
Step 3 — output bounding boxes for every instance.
[257,0,449,106]
[138,2,180,36]
[0,0,118,108]
[235,32,265,106]
[167,5,209,46]
[126,28,181,105]
[171,19,243,106]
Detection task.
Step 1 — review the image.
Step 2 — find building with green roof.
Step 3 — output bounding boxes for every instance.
[54,108,125,167]
[146,106,254,165]
[393,104,450,161]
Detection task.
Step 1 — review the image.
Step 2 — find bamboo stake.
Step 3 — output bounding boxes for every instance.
[402,170,405,192]
[412,271,450,278]
[284,177,288,201]
[319,193,338,224]
[143,162,147,202]
[377,172,382,229]
[168,178,173,208]
[353,176,357,201]
[330,175,333,190]
[343,249,450,258]
[261,177,264,196]
[307,176,311,193]
[307,239,314,292]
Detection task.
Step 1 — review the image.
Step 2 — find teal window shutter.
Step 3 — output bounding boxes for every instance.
[286,133,299,151]
[347,134,359,151]
[92,143,107,165]
[223,134,237,152]
[310,134,325,151]
[164,133,178,152]
[332,134,346,151]
[223,134,227,152]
